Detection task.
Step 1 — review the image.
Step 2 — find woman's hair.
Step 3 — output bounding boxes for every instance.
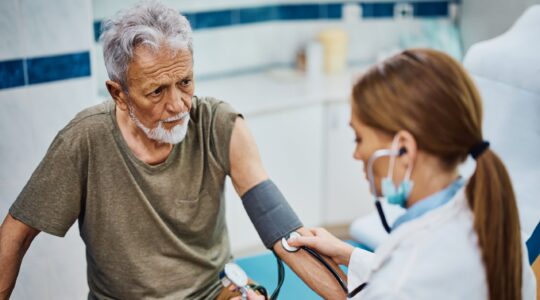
[352,48,522,299]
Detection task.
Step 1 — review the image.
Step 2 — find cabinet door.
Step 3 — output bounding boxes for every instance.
[323,101,374,225]
[226,105,324,253]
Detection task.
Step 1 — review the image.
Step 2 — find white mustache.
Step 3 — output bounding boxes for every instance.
[162,112,189,123]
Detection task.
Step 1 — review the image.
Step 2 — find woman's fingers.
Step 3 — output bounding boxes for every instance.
[230,289,264,300]
[287,235,318,248]
[247,289,264,299]
[308,227,320,236]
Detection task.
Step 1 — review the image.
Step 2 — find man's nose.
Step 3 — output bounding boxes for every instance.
[166,88,185,113]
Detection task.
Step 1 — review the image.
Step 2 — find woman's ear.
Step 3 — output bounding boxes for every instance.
[106,80,129,111]
[396,130,417,168]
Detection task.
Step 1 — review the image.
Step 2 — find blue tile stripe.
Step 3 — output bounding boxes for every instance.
[0,51,91,90]
[413,1,449,17]
[362,2,395,18]
[92,1,454,41]
[0,59,25,89]
[527,221,540,264]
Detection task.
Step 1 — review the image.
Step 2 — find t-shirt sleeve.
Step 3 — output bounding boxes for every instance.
[210,101,242,175]
[9,133,85,237]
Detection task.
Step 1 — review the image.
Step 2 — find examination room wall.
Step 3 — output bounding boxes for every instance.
[0,0,95,299]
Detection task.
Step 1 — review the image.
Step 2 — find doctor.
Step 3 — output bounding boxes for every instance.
[236,49,536,300]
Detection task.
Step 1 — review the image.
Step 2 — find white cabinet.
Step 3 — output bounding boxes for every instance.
[322,101,374,225]
[226,105,325,253]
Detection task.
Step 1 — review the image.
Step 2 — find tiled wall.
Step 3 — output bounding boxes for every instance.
[91,0,460,97]
[0,1,459,92]
[0,52,91,89]
[0,0,94,90]
[0,0,94,299]
[93,1,449,38]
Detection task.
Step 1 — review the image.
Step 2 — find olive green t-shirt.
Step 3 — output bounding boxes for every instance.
[10,96,240,299]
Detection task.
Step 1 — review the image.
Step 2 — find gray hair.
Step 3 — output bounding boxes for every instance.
[100,0,193,88]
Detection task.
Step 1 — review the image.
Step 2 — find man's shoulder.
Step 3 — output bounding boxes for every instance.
[71,100,113,125]
[59,100,114,138]
[191,96,237,120]
[192,95,228,110]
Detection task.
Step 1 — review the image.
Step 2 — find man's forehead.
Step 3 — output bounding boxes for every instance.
[128,46,193,82]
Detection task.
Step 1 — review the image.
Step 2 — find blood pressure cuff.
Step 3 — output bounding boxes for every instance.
[242,180,303,249]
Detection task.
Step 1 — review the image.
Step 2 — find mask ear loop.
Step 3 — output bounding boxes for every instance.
[386,135,401,186]
[403,158,413,181]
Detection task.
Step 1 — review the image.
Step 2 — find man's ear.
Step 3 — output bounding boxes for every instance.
[106,80,129,111]
[395,130,417,168]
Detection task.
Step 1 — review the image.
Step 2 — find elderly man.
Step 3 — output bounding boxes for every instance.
[0,1,345,300]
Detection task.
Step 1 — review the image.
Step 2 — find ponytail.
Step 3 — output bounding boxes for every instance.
[466,149,522,300]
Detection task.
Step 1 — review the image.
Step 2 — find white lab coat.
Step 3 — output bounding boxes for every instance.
[347,188,537,299]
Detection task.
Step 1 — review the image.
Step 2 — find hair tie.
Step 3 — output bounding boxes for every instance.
[469,141,490,160]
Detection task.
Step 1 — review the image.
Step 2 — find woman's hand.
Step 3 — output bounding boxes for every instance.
[287,227,354,266]
[230,289,265,300]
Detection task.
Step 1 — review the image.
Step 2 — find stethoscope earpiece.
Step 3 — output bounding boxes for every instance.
[398,147,407,156]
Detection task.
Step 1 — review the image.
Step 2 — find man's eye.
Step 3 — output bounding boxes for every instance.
[150,87,163,96]
[354,137,362,144]
[180,79,192,87]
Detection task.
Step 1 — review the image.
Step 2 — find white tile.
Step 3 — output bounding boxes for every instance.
[192,20,392,78]
[21,0,93,57]
[193,23,278,77]
[92,0,138,20]
[0,78,103,300]
[11,227,88,300]
[345,19,407,63]
[0,0,23,60]
[92,43,110,98]
[0,78,98,205]
[0,87,36,203]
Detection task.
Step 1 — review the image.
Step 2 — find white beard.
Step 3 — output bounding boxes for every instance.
[128,105,190,144]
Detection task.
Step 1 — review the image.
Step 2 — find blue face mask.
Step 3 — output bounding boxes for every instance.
[380,135,414,208]
[381,178,413,207]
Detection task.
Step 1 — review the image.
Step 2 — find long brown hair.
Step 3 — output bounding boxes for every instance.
[352,48,522,299]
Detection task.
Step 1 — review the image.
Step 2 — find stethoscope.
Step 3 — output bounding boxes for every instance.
[279,232,367,298]
[273,147,406,298]
[221,234,368,299]
[367,146,407,234]
[222,147,405,299]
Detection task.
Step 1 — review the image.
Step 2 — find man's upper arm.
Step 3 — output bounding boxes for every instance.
[229,117,268,196]
[227,117,347,299]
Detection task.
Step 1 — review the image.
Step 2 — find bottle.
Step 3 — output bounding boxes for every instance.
[318,29,348,74]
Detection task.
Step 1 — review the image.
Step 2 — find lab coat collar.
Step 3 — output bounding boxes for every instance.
[370,186,469,272]
[393,177,465,230]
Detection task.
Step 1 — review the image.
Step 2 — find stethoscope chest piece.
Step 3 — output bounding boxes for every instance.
[281,231,301,252]
[222,263,248,287]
